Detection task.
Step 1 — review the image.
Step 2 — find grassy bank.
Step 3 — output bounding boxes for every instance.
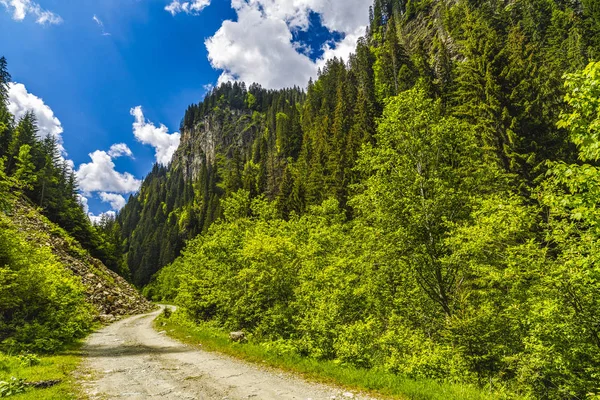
[155,310,514,400]
[0,343,88,399]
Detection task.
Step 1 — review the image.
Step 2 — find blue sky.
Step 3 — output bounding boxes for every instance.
[0,0,370,218]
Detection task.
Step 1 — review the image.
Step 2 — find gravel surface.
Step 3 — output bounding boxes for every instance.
[81,308,378,400]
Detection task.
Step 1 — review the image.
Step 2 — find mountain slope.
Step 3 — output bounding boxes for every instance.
[7,196,153,320]
[119,84,306,286]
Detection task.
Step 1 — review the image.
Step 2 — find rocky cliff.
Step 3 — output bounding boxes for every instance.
[173,108,260,182]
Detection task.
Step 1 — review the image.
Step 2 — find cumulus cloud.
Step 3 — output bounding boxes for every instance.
[205,0,370,89]
[77,194,89,214]
[165,0,210,15]
[108,143,134,159]
[7,82,75,171]
[237,0,369,33]
[8,82,64,147]
[318,26,365,69]
[130,106,180,166]
[202,83,215,93]
[99,192,127,211]
[79,194,112,224]
[207,3,318,89]
[76,149,141,194]
[78,189,123,224]
[0,0,62,25]
[88,211,116,225]
[93,14,111,36]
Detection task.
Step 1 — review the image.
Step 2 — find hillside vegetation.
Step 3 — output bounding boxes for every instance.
[112,0,600,398]
[0,185,151,355]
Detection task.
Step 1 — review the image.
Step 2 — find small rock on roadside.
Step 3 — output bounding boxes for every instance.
[98,314,116,323]
[230,331,246,342]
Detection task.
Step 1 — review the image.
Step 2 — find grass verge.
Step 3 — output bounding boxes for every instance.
[0,343,88,399]
[155,310,514,400]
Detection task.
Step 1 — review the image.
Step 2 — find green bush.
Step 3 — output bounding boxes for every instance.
[0,215,93,353]
[17,353,40,367]
[0,377,26,397]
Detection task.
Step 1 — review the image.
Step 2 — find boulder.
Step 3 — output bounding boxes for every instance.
[229,331,246,342]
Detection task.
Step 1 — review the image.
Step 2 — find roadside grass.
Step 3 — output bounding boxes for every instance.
[0,343,88,399]
[155,310,514,400]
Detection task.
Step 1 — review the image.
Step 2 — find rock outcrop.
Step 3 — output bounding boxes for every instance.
[173,108,259,181]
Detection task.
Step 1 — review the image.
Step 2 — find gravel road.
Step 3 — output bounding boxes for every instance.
[81,308,376,400]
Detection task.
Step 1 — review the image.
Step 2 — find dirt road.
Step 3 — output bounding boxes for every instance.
[81,308,375,400]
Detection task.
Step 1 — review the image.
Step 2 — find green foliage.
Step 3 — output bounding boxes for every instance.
[0,56,110,356]
[148,58,600,400]
[0,214,93,353]
[161,307,172,319]
[558,62,600,162]
[13,145,36,191]
[530,61,600,399]
[17,354,40,368]
[0,59,121,274]
[0,377,26,397]
[0,159,11,212]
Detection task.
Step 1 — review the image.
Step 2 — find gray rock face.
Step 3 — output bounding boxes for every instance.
[172,109,260,181]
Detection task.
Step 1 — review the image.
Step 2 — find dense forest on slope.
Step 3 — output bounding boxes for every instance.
[116,0,600,397]
[0,59,151,353]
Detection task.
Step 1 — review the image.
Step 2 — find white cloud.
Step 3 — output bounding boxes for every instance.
[99,192,127,211]
[202,83,215,93]
[8,82,64,147]
[205,0,369,89]
[78,192,121,224]
[0,0,62,25]
[7,81,74,170]
[318,26,365,69]
[165,0,210,15]
[216,71,238,87]
[108,143,133,159]
[93,14,111,36]
[236,0,369,33]
[76,149,141,194]
[77,194,89,214]
[130,106,180,166]
[88,211,116,225]
[206,2,318,89]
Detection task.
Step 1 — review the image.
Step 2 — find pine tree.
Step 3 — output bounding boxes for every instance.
[0,56,11,157]
[14,144,37,190]
[374,16,411,100]
[0,57,9,106]
[7,112,38,173]
[454,10,510,170]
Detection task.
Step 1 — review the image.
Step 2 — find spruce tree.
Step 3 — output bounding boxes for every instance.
[14,144,37,190]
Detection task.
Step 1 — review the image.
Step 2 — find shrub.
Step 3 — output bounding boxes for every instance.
[0,215,93,353]
[0,377,26,397]
[18,353,40,367]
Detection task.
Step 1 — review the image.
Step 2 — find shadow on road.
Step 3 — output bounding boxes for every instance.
[84,344,188,357]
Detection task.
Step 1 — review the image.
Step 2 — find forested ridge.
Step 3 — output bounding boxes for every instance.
[115,0,600,397]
